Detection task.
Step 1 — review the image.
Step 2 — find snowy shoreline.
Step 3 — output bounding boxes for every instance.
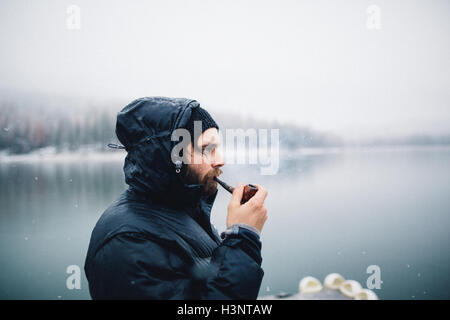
[1,144,449,163]
[0,146,127,163]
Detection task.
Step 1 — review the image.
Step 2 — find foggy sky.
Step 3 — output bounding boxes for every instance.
[0,0,449,140]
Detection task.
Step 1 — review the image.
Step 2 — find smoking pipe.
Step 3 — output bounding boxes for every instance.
[213,176,258,204]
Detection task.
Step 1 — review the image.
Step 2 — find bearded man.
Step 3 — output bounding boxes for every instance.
[84,97,268,299]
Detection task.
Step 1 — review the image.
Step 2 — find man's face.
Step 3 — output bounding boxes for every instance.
[183,128,225,196]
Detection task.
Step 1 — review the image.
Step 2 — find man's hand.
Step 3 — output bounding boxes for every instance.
[227,183,268,233]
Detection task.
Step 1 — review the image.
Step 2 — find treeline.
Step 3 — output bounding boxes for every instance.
[215,113,344,148]
[2,98,450,155]
[0,99,345,155]
[0,102,118,154]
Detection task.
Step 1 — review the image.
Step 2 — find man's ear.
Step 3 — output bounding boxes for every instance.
[182,143,194,164]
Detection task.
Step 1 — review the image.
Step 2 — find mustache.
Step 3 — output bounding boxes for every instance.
[203,168,223,183]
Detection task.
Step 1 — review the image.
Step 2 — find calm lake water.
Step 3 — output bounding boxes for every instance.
[1,146,449,299]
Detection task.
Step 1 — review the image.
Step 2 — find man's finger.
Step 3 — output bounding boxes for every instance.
[251,184,268,202]
[230,183,244,208]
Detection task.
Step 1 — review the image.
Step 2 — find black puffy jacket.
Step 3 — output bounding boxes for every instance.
[84,97,264,299]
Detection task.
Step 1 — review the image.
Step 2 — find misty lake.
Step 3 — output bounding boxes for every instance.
[1,146,449,299]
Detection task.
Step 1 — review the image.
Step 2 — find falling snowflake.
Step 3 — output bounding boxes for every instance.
[34,177,38,181]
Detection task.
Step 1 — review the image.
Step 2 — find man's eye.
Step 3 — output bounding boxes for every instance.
[202,146,214,155]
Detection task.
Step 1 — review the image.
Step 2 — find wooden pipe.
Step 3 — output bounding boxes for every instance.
[213,176,258,204]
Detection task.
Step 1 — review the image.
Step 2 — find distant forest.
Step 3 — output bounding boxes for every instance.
[0,101,117,154]
[1,98,449,155]
[0,99,345,154]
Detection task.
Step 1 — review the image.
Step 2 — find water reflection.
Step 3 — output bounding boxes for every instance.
[0,147,449,299]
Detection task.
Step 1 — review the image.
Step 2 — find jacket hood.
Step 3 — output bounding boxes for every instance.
[115,97,217,210]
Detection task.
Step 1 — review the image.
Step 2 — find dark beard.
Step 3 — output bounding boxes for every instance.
[183,166,223,196]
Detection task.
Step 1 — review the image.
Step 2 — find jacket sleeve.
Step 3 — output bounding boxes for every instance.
[86,228,264,300]
[202,226,264,299]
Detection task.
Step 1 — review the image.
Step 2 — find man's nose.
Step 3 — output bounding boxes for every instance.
[211,150,225,168]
